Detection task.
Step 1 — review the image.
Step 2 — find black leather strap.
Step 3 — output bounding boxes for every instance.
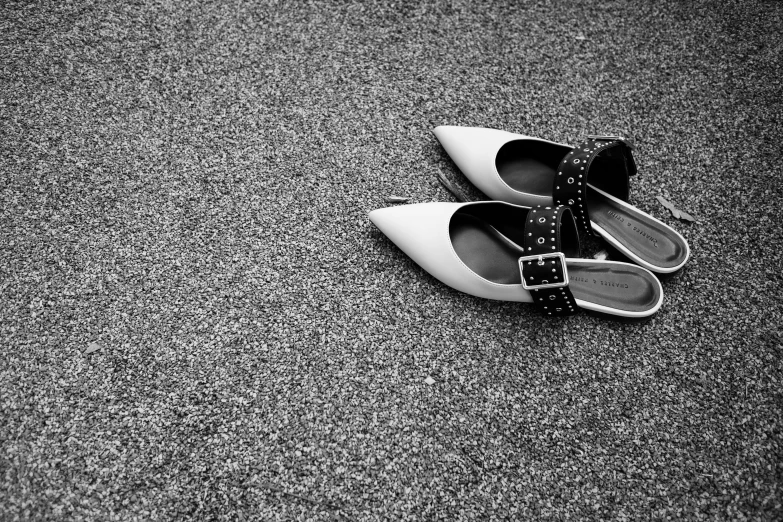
[519,205,579,317]
[552,137,637,236]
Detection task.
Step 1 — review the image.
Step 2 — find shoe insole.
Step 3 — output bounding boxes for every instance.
[496,140,565,196]
[495,140,686,272]
[450,214,661,313]
[587,185,688,271]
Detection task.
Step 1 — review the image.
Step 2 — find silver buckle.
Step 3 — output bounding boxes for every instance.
[518,252,569,290]
[586,134,636,151]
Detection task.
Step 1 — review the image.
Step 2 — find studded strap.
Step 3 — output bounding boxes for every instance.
[552,137,637,236]
[518,205,579,317]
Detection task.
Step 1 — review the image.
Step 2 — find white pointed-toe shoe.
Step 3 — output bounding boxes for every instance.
[369,201,663,318]
[433,126,689,274]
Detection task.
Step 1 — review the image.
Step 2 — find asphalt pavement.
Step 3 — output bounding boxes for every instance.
[1,0,781,519]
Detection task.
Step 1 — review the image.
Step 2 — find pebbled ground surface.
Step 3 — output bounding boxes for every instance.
[1,0,781,520]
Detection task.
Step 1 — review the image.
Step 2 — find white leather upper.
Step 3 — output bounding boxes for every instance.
[369,202,534,302]
[433,125,560,206]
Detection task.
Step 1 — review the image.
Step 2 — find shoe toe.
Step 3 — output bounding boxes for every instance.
[434,125,543,205]
[369,203,455,268]
[433,126,513,180]
[370,202,531,302]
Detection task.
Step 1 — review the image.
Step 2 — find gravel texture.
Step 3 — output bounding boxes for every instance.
[1,0,782,520]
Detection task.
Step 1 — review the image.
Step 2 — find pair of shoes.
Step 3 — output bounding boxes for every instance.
[369,126,690,318]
